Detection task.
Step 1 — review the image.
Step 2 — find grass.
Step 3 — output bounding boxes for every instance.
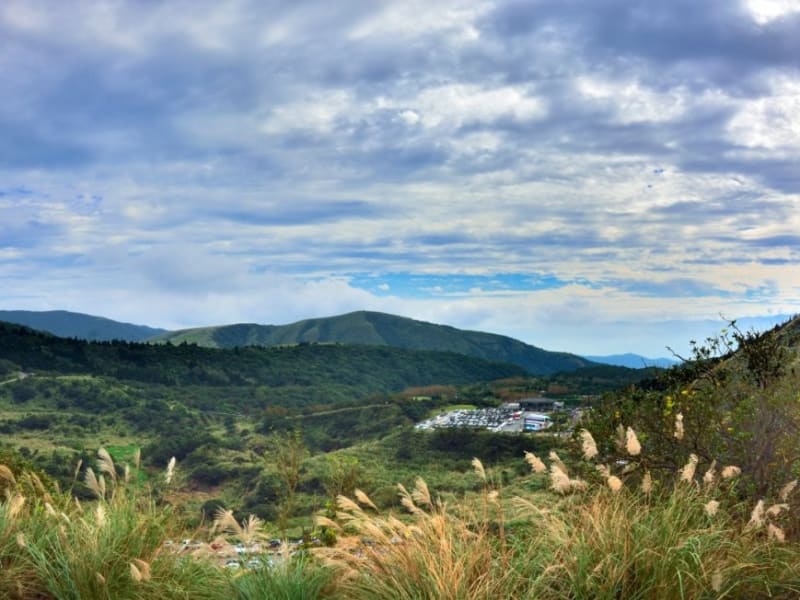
[233,553,333,600]
[4,430,800,599]
[315,443,800,600]
[0,460,229,599]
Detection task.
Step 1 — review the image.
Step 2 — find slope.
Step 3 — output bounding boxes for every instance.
[0,320,526,394]
[149,310,597,375]
[0,309,166,342]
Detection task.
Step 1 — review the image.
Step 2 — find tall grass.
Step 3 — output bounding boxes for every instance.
[233,552,333,600]
[318,439,800,600]
[4,435,800,599]
[0,448,229,600]
[515,484,800,599]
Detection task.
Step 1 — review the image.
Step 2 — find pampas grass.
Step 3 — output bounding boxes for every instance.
[212,508,266,545]
[768,524,786,543]
[704,500,720,516]
[549,463,586,494]
[5,414,800,600]
[524,452,547,474]
[674,412,684,440]
[164,456,176,485]
[580,429,599,460]
[471,457,486,481]
[721,465,741,479]
[780,480,797,501]
[641,471,653,495]
[316,476,520,600]
[747,499,766,529]
[625,427,641,456]
[607,476,623,493]
[0,453,229,600]
[679,454,699,483]
[317,446,800,600]
[703,460,717,487]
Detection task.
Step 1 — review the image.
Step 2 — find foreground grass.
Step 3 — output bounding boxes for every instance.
[3,441,800,599]
[0,453,333,600]
[317,449,800,600]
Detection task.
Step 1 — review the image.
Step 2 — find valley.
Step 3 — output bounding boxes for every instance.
[1,311,799,598]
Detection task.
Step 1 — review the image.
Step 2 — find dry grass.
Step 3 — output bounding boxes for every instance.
[315,476,522,600]
[316,427,800,600]
[3,432,800,599]
[0,448,230,600]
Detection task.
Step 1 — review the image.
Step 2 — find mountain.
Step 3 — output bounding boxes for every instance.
[0,310,166,342]
[583,353,678,369]
[149,310,597,376]
[0,320,526,393]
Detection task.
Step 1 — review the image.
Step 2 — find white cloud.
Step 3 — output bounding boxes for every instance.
[727,76,800,150]
[348,0,490,42]
[412,84,547,129]
[260,90,355,136]
[744,0,800,24]
[576,76,689,124]
[2,0,800,357]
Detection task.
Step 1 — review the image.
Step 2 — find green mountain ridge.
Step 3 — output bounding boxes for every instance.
[0,309,166,342]
[149,310,596,376]
[0,320,527,392]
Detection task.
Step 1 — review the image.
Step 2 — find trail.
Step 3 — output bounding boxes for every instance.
[286,402,392,419]
[0,372,29,386]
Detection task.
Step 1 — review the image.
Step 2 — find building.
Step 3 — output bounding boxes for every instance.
[519,398,563,412]
[523,413,552,432]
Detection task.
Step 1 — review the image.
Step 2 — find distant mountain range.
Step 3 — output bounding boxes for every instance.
[0,310,166,342]
[0,309,598,376]
[149,311,598,376]
[583,353,678,369]
[0,320,527,390]
[2,308,713,376]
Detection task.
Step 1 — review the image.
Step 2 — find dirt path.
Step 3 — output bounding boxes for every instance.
[0,372,29,386]
[286,402,391,419]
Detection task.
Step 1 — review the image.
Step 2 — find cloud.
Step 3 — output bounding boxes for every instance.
[1,0,799,355]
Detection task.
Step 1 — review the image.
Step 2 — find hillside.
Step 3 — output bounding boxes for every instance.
[0,320,526,393]
[0,309,166,342]
[150,310,597,375]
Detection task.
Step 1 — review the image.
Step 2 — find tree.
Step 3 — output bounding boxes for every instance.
[272,430,307,536]
[322,454,361,511]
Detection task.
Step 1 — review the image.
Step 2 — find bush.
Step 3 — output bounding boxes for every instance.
[11,381,36,403]
[583,321,800,496]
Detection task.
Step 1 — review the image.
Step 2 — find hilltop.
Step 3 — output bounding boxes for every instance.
[149,310,596,376]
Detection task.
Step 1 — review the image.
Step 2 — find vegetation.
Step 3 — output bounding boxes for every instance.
[319,451,800,599]
[3,422,800,598]
[2,313,800,597]
[0,309,166,342]
[0,321,526,389]
[0,319,641,499]
[149,310,597,375]
[581,318,800,497]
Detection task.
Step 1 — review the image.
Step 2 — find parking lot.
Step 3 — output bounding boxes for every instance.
[414,405,542,433]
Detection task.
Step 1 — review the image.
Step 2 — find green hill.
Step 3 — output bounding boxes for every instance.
[149,310,596,375]
[0,320,526,393]
[0,309,166,342]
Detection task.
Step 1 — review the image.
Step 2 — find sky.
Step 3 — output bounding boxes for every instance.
[1,0,799,357]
